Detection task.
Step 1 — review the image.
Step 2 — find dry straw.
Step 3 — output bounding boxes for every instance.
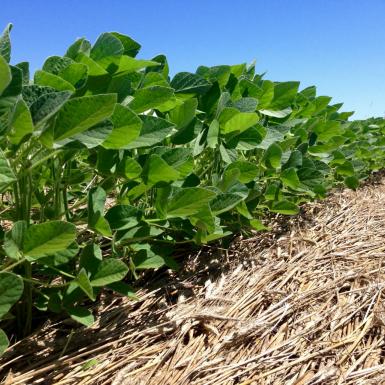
[3,177,385,384]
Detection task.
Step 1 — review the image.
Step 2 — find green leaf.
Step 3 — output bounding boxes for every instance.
[218,168,240,192]
[55,119,113,148]
[90,259,128,287]
[90,32,124,61]
[128,86,174,113]
[313,121,341,142]
[264,143,282,169]
[75,53,108,76]
[101,104,142,149]
[105,205,141,230]
[34,70,75,92]
[42,56,88,88]
[8,99,34,145]
[107,282,138,299]
[233,97,258,112]
[1,65,22,97]
[298,167,324,189]
[30,90,72,126]
[88,187,112,236]
[67,306,94,327]
[171,72,211,94]
[42,55,73,74]
[115,225,164,244]
[117,157,142,179]
[281,167,300,189]
[166,188,217,218]
[336,161,354,176]
[233,125,266,150]
[222,112,259,134]
[38,242,79,267]
[190,204,215,233]
[125,115,174,149]
[344,175,359,189]
[0,56,11,95]
[270,81,300,110]
[15,61,29,85]
[250,219,269,231]
[168,98,197,129]
[257,127,287,150]
[207,119,219,148]
[0,24,12,62]
[0,272,24,318]
[117,55,159,73]
[65,38,91,59]
[76,268,95,301]
[3,220,27,260]
[160,148,194,178]
[132,249,166,270]
[0,149,16,192]
[283,150,303,169]
[225,161,258,183]
[23,221,77,260]
[210,193,245,215]
[143,154,179,185]
[110,32,141,57]
[259,108,292,118]
[270,200,299,215]
[52,94,117,142]
[79,243,103,276]
[0,329,9,355]
[59,62,88,87]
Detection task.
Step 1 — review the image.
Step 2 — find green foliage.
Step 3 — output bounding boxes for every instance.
[0,24,384,353]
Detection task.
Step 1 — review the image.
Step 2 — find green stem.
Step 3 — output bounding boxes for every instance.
[1,257,26,272]
[13,182,21,219]
[63,187,71,221]
[29,150,62,172]
[23,261,32,337]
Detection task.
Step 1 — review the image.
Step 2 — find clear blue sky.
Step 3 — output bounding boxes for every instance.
[1,0,384,119]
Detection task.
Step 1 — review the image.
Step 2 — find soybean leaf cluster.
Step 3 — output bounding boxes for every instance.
[0,24,383,352]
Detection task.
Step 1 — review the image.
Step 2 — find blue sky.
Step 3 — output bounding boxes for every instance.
[1,0,384,119]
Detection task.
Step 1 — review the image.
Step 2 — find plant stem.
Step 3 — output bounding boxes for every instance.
[23,261,32,337]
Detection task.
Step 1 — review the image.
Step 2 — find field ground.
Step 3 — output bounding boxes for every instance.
[3,176,385,384]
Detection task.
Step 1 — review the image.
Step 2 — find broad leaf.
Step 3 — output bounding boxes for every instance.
[142,154,179,185]
[222,112,259,134]
[34,70,75,92]
[105,205,141,230]
[76,268,95,301]
[171,72,211,94]
[0,149,16,192]
[263,143,282,169]
[67,306,94,327]
[0,56,11,95]
[90,259,129,287]
[102,104,142,149]
[52,94,117,142]
[270,200,299,215]
[23,221,77,260]
[0,24,12,62]
[88,187,111,236]
[0,329,9,355]
[125,115,174,149]
[9,99,34,144]
[90,32,124,61]
[0,272,24,318]
[128,86,174,113]
[166,188,216,218]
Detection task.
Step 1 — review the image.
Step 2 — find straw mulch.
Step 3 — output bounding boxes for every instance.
[3,177,385,385]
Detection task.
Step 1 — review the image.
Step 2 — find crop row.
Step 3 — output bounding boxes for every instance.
[0,24,384,352]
